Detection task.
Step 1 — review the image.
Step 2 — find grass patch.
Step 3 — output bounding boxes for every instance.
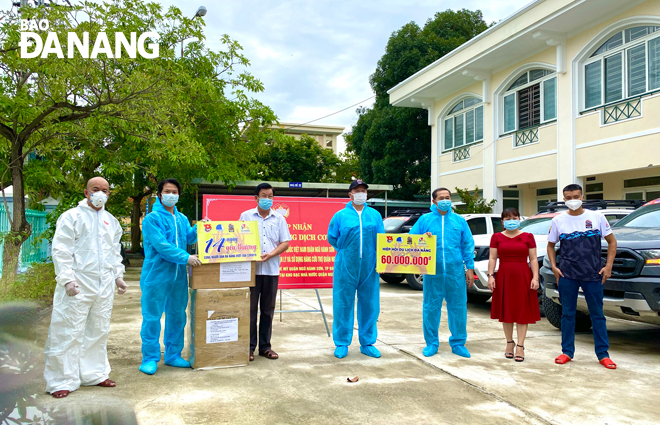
[1,262,57,307]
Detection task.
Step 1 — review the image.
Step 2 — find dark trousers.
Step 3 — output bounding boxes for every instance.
[250,275,279,352]
[558,277,610,360]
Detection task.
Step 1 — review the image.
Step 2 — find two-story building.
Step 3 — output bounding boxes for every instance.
[388,0,660,215]
[272,122,345,155]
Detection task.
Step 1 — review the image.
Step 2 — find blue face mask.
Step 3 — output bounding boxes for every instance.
[259,198,273,210]
[161,194,179,207]
[504,219,520,231]
[436,199,452,212]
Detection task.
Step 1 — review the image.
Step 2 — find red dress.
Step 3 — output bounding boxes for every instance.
[489,232,540,324]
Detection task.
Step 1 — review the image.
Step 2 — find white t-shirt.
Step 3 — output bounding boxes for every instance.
[548,210,613,281]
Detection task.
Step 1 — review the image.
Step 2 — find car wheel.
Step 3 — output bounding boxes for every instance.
[542,293,592,331]
[406,274,423,290]
[467,293,491,303]
[380,274,405,285]
[542,293,562,330]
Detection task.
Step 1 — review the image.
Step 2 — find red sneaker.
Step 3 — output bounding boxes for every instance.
[599,358,617,369]
[555,354,572,364]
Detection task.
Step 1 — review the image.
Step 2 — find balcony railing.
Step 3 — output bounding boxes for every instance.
[452,146,470,162]
[514,126,539,147]
[603,98,642,124]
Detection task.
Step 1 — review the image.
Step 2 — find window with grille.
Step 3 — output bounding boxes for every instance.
[502,69,556,135]
[583,25,660,110]
[440,97,484,152]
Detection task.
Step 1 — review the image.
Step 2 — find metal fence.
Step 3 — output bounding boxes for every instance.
[0,206,51,273]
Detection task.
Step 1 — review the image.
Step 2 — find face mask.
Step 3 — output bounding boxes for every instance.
[504,219,520,231]
[436,199,452,212]
[161,194,179,207]
[352,192,367,205]
[259,198,273,210]
[89,191,108,208]
[565,199,582,211]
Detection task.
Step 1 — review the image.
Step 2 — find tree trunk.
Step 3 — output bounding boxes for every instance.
[1,144,31,296]
[130,195,143,255]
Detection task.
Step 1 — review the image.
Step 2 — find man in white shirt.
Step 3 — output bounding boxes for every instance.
[547,184,617,369]
[239,183,291,361]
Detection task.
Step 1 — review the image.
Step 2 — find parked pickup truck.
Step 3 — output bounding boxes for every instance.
[541,199,660,330]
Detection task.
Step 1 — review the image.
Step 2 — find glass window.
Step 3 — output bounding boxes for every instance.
[628,44,647,96]
[467,217,487,235]
[503,190,519,198]
[586,182,604,192]
[616,204,660,228]
[475,106,483,141]
[450,101,464,114]
[529,69,551,81]
[508,73,529,91]
[585,61,602,108]
[625,192,644,200]
[492,218,503,233]
[464,98,480,108]
[647,190,660,201]
[586,193,604,200]
[502,198,519,210]
[650,37,660,90]
[519,217,553,235]
[604,53,623,103]
[454,115,464,147]
[465,109,475,144]
[537,187,557,196]
[537,199,557,211]
[543,77,557,121]
[624,176,660,188]
[504,94,516,133]
[625,26,659,43]
[592,31,623,57]
[444,119,453,150]
[518,84,541,129]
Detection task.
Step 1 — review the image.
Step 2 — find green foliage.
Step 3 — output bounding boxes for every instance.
[1,262,56,306]
[347,9,490,200]
[255,133,342,183]
[455,187,496,214]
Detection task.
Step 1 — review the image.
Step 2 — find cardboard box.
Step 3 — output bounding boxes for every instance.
[189,261,256,289]
[188,287,250,370]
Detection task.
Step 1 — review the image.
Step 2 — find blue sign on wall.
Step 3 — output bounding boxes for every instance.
[289,182,303,188]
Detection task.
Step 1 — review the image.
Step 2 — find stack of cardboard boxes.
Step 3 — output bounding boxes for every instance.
[187,261,255,370]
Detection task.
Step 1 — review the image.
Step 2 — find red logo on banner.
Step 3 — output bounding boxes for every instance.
[273,203,290,218]
[203,195,347,289]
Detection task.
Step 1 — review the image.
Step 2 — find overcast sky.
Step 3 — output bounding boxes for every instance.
[159,0,526,152]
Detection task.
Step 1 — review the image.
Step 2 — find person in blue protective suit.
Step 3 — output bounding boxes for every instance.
[139,178,203,375]
[410,187,475,358]
[327,179,385,359]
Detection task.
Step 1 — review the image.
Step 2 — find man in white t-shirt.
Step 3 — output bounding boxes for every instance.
[547,184,618,369]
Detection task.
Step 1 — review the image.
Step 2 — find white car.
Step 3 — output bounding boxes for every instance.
[469,205,637,304]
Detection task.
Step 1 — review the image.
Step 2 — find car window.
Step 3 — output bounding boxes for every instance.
[467,217,487,235]
[492,217,503,233]
[518,217,553,235]
[383,217,408,232]
[401,216,419,232]
[614,204,660,228]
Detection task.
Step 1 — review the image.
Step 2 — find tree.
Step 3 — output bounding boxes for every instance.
[455,187,496,214]
[255,134,341,183]
[0,0,228,290]
[346,9,490,200]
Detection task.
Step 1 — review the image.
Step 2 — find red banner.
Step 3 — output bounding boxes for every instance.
[202,195,347,289]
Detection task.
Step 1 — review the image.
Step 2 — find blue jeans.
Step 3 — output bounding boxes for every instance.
[558,277,609,360]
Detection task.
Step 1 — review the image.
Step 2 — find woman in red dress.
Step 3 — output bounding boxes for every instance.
[487,208,540,362]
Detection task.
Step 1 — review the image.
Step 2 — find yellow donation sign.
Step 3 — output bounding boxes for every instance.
[197,221,261,264]
[376,233,436,275]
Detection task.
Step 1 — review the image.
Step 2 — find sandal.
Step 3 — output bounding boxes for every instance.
[600,358,617,369]
[249,351,255,362]
[555,354,572,365]
[96,379,116,387]
[259,349,279,360]
[505,340,515,359]
[515,344,525,362]
[52,390,70,399]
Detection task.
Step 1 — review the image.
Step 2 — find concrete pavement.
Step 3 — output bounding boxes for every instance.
[35,263,660,425]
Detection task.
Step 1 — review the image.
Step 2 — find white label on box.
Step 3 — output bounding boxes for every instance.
[219,261,251,283]
[206,318,238,344]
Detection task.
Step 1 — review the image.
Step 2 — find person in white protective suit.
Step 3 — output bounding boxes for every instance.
[43,177,128,399]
